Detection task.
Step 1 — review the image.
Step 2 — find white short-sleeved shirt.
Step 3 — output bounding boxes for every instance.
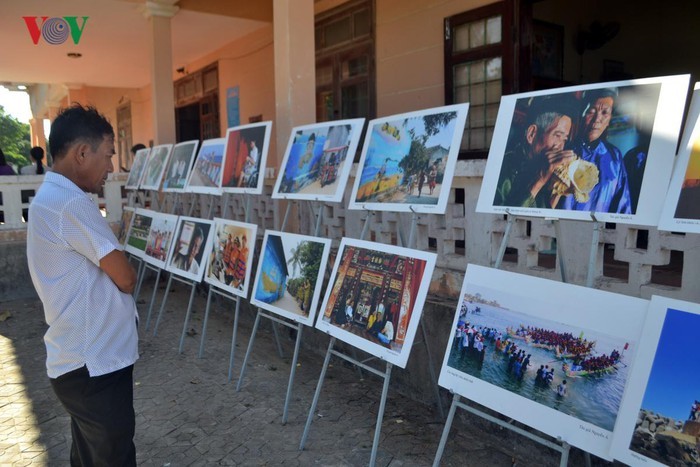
[27,172,139,378]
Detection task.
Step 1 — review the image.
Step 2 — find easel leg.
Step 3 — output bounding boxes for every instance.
[585,222,602,288]
[560,441,571,467]
[494,214,515,269]
[432,394,461,467]
[153,274,174,336]
[300,337,336,450]
[198,287,215,358]
[178,281,198,354]
[228,299,242,382]
[271,321,284,358]
[283,324,304,425]
[369,362,393,467]
[236,310,263,391]
[144,268,162,331]
[419,320,445,418]
[133,260,147,300]
[553,220,568,283]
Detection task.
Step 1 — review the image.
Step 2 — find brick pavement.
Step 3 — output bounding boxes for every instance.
[0,279,603,466]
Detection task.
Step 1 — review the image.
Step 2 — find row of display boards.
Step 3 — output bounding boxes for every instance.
[120,73,700,466]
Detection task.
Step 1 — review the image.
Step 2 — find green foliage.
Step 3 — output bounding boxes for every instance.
[297,241,324,282]
[398,112,457,179]
[0,106,31,169]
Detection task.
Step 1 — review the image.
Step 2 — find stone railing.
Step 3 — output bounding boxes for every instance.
[2,162,699,304]
[0,173,128,230]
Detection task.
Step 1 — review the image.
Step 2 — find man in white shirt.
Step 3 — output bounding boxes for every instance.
[26,105,139,466]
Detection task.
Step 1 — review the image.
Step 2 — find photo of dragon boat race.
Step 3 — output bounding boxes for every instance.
[446,290,632,432]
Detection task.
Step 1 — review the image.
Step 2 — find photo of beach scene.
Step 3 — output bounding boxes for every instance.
[446,290,630,432]
[185,138,225,194]
[439,265,647,459]
[348,104,468,213]
[250,231,331,326]
[273,119,364,202]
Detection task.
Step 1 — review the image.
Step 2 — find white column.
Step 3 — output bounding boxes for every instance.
[273,0,316,170]
[28,118,46,149]
[141,0,179,145]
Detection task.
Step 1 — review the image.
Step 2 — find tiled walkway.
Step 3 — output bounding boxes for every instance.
[1,280,600,466]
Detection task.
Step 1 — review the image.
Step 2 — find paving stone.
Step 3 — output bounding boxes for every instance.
[1,290,612,466]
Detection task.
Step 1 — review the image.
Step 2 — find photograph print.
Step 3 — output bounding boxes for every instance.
[659,101,700,233]
[124,147,150,190]
[250,231,331,326]
[162,140,199,192]
[348,104,468,213]
[140,144,173,191]
[476,74,690,226]
[185,138,226,194]
[141,212,179,270]
[438,264,648,459]
[611,296,700,467]
[165,216,214,282]
[220,122,272,194]
[204,218,258,298]
[316,238,436,368]
[272,118,365,202]
[125,208,155,258]
[117,206,135,246]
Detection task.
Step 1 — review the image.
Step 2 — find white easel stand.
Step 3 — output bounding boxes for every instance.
[300,207,438,466]
[300,337,393,467]
[432,394,571,467]
[151,272,198,353]
[432,212,600,467]
[236,310,304,424]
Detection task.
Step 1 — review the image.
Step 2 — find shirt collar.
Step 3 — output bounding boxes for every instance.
[44,171,87,196]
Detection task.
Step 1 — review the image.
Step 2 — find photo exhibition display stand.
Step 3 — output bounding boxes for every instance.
[201,194,282,381]
[133,193,181,331]
[235,199,321,423]
[300,208,442,467]
[432,211,606,467]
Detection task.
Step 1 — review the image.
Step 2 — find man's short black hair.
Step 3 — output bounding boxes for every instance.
[49,104,114,160]
[131,143,146,154]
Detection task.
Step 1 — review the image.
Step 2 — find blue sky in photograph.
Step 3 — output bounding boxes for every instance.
[360,113,458,186]
[641,308,700,421]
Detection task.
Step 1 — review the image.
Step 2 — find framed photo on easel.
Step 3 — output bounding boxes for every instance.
[438,264,648,459]
[272,119,365,203]
[347,104,468,214]
[315,237,436,368]
[476,75,690,226]
[220,122,272,195]
[185,138,226,195]
[250,231,331,326]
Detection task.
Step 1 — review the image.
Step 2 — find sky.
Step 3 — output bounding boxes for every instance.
[0,87,32,123]
[640,307,700,421]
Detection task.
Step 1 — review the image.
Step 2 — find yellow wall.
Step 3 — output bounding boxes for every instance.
[375,1,496,116]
